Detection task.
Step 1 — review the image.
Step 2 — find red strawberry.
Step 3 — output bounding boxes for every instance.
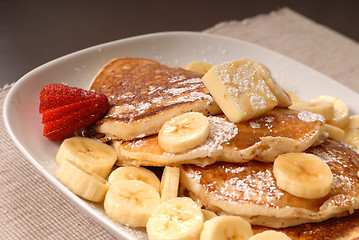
[39,83,109,140]
[39,83,103,113]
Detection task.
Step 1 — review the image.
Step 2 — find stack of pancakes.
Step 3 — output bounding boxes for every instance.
[90,58,359,239]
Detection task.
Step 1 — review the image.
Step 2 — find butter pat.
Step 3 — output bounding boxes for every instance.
[202,58,278,123]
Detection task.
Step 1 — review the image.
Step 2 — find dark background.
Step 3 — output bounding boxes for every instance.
[1,0,358,86]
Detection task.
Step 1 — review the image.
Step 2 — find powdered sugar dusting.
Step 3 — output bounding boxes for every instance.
[108,75,214,121]
[220,169,284,205]
[212,60,277,111]
[182,116,238,156]
[298,111,325,123]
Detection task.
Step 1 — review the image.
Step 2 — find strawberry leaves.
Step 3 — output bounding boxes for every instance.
[39,83,109,140]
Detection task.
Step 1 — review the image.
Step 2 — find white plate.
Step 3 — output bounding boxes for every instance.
[3,31,359,239]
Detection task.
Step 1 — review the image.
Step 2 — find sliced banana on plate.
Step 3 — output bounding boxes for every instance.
[324,124,345,142]
[289,101,334,120]
[248,230,292,240]
[146,197,204,240]
[200,215,254,240]
[104,180,160,227]
[158,112,210,153]
[108,166,160,192]
[160,166,180,202]
[311,95,349,129]
[185,61,214,74]
[343,115,359,150]
[252,61,292,107]
[284,90,300,103]
[273,152,333,199]
[344,114,359,131]
[55,136,117,178]
[201,209,217,221]
[55,160,109,202]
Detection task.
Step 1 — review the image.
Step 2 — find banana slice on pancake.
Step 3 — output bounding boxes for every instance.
[158,112,210,153]
[273,152,333,199]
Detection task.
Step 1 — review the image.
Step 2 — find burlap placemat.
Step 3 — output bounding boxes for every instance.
[1,8,358,240]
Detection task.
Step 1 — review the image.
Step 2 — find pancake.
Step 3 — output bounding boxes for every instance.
[90,58,221,141]
[180,139,359,228]
[114,108,324,167]
[252,212,359,240]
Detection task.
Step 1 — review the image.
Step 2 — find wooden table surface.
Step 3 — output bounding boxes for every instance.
[1,0,358,87]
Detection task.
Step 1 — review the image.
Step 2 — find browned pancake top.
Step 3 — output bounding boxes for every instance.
[253,211,359,239]
[224,107,323,150]
[90,58,211,122]
[181,139,359,212]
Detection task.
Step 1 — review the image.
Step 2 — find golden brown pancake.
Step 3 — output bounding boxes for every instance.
[115,108,324,167]
[252,212,359,239]
[180,139,359,228]
[90,58,221,140]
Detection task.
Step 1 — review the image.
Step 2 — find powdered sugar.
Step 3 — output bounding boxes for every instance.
[220,169,284,205]
[212,59,276,113]
[109,74,214,121]
[298,111,325,123]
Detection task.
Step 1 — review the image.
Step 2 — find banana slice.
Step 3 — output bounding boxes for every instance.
[344,114,359,131]
[200,216,254,240]
[55,137,117,178]
[343,129,359,150]
[273,152,333,199]
[324,124,345,142]
[55,160,110,202]
[185,61,214,74]
[160,166,180,202]
[289,101,334,121]
[343,115,359,150]
[146,197,204,240]
[252,61,292,107]
[311,95,349,129]
[108,166,160,192]
[248,230,292,240]
[104,180,160,227]
[201,209,217,221]
[158,112,210,153]
[284,90,300,103]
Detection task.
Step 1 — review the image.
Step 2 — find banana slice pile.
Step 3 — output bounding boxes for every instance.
[51,59,359,240]
[54,137,117,202]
